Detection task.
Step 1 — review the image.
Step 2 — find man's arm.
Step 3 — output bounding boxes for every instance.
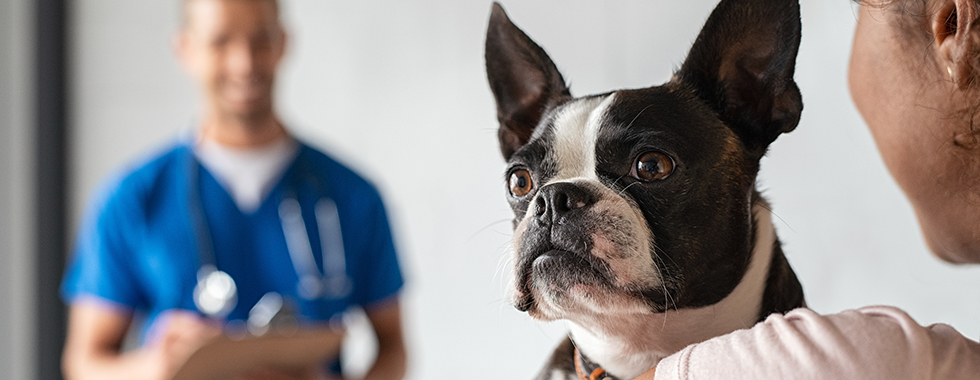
[361,300,407,380]
[63,300,145,380]
[63,299,220,380]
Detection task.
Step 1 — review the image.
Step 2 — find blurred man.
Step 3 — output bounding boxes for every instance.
[61,1,407,379]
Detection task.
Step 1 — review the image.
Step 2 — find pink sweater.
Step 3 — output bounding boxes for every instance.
[654,306,980,380]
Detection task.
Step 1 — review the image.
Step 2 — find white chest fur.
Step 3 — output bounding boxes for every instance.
[568,203,777,379]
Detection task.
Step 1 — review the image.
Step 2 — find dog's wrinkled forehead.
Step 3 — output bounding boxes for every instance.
[526,94,617,182]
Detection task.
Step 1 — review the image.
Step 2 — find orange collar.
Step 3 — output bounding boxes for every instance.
[574,347,613,380]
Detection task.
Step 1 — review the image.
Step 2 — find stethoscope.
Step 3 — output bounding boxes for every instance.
[187,149,353,320]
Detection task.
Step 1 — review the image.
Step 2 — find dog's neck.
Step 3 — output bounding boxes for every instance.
[567,200,777,379]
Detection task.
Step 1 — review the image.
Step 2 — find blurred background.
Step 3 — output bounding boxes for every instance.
[3,0,980,379]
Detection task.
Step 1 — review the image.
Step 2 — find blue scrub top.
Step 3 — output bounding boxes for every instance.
[62,140,404,342]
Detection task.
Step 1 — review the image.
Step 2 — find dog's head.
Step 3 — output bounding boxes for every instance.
[485,0,801,322]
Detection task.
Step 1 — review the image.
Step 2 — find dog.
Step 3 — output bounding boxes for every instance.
[484,0,806,378]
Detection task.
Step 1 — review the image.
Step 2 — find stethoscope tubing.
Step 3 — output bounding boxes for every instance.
[188,148,351,318]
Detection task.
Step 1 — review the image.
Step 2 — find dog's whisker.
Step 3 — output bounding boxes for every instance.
[468,218,514,242]
[494,257,513,287]
[617,181,642,197]
[492,244,514,289]
[651,256,672,316]
[649,239,679,316]
[652,239,681,270]
[760,205,795,233]
[625,104,655,130]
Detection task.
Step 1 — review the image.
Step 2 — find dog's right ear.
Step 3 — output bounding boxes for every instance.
[485,2,570,160]
[675,0,803,158]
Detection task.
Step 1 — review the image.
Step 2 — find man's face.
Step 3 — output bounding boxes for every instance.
[177,0,285,121]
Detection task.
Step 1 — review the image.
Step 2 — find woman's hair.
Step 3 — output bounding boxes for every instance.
[854,0,980,85]
[857,0,933,51]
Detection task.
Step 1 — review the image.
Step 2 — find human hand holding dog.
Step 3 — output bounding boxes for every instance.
[633,367,656,380]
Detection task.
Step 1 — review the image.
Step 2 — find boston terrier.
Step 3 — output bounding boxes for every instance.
[484,0,806,378]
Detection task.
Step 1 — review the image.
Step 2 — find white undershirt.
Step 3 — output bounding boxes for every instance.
[194,136,299,213]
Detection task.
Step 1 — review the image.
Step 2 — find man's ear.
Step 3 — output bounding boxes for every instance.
[934,0,978,89]
[274,27,288,67]
[675,0,803,158]
[485,2,570,160]
[173,31,195,75]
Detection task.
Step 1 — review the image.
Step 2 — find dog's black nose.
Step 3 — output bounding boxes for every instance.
[534,182,595,224]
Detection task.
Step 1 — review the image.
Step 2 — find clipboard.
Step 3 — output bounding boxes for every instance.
[171,326,344,380]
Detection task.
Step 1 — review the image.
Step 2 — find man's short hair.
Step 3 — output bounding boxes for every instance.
[180,0,280,29]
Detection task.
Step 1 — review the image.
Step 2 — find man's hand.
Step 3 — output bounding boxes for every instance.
[63,302,220,380]
[141,310,222,380]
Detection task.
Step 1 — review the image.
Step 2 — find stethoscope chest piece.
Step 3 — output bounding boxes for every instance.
[194,264,238,318]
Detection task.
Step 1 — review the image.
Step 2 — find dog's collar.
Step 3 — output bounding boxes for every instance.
[574,347,617,380]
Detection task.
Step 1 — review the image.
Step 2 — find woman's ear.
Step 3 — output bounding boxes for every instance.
[934,0,978,88]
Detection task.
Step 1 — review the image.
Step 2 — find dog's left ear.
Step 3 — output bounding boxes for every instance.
[485,2,571,160]
[676,0,803,157]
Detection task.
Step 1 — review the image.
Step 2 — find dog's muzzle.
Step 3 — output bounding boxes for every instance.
[513,182,614,311]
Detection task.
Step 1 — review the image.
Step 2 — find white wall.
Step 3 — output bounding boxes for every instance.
[67,1,980,379]
[0,0,37,379]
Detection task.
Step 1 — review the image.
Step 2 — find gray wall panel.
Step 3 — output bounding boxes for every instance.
[1,0,38,378]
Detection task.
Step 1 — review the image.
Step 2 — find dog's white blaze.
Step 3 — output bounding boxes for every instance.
[550,94,615,181]
[568,203,778,379]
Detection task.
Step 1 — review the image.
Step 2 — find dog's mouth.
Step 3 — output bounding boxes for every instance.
[508,180,665,317]
[513,248,612,312]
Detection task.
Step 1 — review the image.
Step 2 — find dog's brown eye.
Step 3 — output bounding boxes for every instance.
[633,151,674,181]
[509,169,533,197]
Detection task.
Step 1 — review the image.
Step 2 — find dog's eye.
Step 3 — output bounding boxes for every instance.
[509,169,534,197]
[632,151,674,181]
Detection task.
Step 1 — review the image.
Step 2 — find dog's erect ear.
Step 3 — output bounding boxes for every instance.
[486,2,571,160]
[676,0,803,157]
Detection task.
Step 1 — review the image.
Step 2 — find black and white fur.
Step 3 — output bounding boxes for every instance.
[484,0,805,378]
